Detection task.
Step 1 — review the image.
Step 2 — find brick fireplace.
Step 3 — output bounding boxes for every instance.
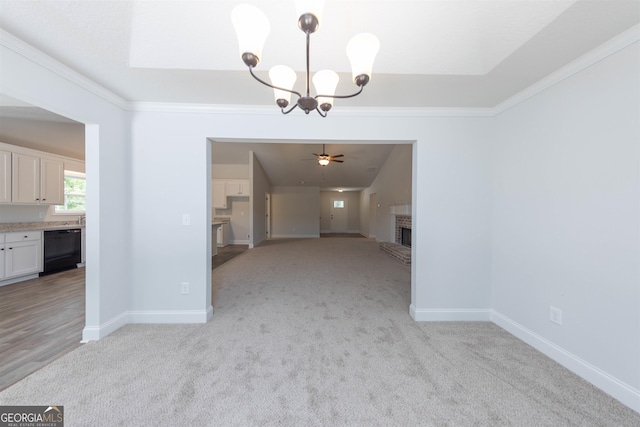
[395,215,412,247]
[379,210,412,265]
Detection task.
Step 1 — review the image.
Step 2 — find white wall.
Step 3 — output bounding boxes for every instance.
[411,118,493,319]
[1,29,132,341]
[212,164,248,179]
[271,186,320,238]
[491,41,639,409]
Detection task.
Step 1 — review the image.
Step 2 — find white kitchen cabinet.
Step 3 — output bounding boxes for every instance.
[11,152,64,205]
[1,231,43,280]
[216,222,230,247]
[212,179,227,209]
[40,156,65,205]
[11,152,39,204]
[0,150,10,203]
[226,179,250,196]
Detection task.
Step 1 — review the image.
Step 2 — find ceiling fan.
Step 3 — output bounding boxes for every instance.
[313,144,344,166]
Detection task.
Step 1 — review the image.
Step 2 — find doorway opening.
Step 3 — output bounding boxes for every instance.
[207,138,416,313]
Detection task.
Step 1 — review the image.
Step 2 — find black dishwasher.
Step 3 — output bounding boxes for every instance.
[42,229,82,275]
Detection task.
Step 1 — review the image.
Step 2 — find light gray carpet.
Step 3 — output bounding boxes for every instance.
[1,238,638,426]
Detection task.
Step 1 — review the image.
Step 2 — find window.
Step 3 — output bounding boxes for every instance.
[333,200,344,208]
[55,171,86,214]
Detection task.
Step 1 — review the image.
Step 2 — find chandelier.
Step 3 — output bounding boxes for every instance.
[231,1,380,117]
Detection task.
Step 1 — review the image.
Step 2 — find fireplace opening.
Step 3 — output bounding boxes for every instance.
[401,227,411,247]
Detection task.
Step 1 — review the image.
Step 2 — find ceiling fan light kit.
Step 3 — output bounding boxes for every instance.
[231,1,380,117]
[313,144,344,166]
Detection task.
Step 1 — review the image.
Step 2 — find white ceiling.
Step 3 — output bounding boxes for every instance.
[1,0,638,108]
[212,140,398,190]
[0,0,637,189]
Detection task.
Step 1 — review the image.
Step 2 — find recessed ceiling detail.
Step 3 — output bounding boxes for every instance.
[0,0,637,108]
[128,0,575,76]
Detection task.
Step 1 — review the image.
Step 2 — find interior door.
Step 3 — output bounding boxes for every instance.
[330,197,348,232]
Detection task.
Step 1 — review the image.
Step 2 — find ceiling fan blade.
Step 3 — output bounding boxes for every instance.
[312,153,320,157]
[331,159,344,163]
[330,154,344,158]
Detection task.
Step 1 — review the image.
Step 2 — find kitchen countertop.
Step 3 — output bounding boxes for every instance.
[0,221,85,233]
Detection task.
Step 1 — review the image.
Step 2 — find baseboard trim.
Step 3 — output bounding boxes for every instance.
[491,310,640,413]
[81,311,129,343]
[81,308,212,342]
[0,273,39,287]
[410,305,492,321]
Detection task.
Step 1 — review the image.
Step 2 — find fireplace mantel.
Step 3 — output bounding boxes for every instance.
[390,202,411,216]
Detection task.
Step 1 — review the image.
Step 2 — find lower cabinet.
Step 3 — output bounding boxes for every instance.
[0,231,43,281]
[217,222,230,247]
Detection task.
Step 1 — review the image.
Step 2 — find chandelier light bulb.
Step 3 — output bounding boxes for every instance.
[231,4,270,66]
[318,156,330,166]
[346,33,380,85]
[269,65,297,105]
[312,70,339,109]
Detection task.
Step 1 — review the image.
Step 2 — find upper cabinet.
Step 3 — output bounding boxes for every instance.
[212,180,227,209]
[40,157,65,204]
[226,179,250,197]
[11,153,64,205]
[0,143,66,205]
[212,178,250,209]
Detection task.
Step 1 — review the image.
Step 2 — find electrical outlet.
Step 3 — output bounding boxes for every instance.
[549,306,562,325]
[181,282,189,295]
[182,214,190,226]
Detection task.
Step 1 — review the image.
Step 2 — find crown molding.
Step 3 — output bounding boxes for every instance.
[126,102,495,118]
[493,23,640,116]
[0,29,128,111]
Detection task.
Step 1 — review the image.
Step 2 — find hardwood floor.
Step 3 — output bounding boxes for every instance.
[0,245,249,392]
[212,244,248,269]
[0,268,85,391]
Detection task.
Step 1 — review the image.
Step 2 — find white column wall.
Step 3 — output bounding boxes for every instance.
[412,117,493,319]
[0,30,132,340]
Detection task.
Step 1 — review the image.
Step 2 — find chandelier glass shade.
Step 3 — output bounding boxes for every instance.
[231,2,379,117]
